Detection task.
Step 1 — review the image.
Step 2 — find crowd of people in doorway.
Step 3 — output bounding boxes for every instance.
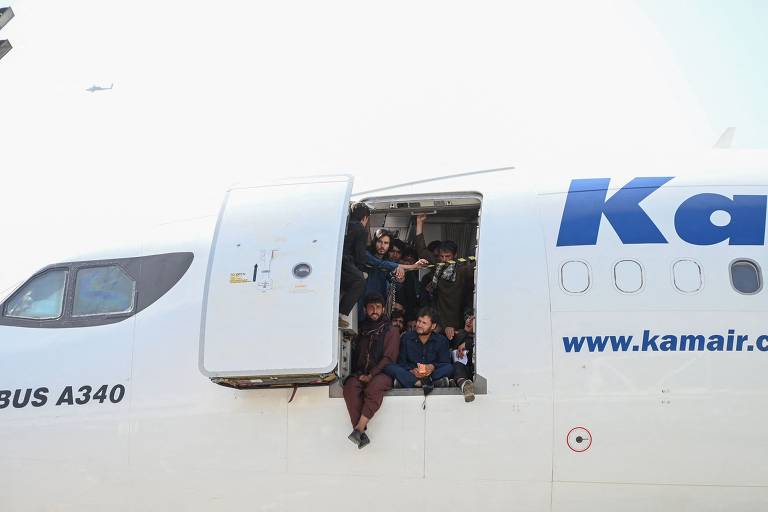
[339,202,476,449]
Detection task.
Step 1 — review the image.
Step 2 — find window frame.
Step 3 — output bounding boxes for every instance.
[2,267,69,321]
[0,252,193,329]
[729,258,762,295]
[71,264,137,318]
[559,259,592,295]
[612,259,645,295]
[671,258,704,294]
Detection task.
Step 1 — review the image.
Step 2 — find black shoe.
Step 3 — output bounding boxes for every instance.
[348,430,362,446]
[393,379,401,389]
[434,377,450,388]
[358,432,370,449]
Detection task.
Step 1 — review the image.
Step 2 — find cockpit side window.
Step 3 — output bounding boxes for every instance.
[0,252,193,329]
[3,269,68,320]
[73,266,136,317]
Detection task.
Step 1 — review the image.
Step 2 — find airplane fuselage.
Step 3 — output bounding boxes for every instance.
[2,159,768,511]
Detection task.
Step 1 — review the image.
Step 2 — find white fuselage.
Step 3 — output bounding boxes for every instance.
[2,156,768,511]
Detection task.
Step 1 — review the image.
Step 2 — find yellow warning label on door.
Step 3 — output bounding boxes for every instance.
[229,273,250,284]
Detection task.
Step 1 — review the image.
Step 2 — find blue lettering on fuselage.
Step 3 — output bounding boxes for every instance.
[556,177,768,246]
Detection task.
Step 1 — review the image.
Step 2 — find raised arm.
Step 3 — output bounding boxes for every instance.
[414,214,436,263]
[367,251,427,276]
[366,251,399,272]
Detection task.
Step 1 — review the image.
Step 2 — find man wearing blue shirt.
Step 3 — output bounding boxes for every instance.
[386,307,454,388]
[360,229,426,320]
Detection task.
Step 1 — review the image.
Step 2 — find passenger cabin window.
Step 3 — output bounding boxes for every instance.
[730,259,761,295]
[672,259,703,293]
[3,269,67,320]
[73,266,136,317]
[560,261,590,293]
[614,260,643,293]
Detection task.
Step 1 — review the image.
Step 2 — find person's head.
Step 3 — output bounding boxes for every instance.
[390,309,405,332]
[415,307,439,336]
[437,240,458,263]
[427,240,442,258]
[400,246,417,264]
[363,293,386,321]
[388,239,405,262]
[464,308,475,332]
[406,319,417,332]
[349,202,371,227]
[371,229,392,258]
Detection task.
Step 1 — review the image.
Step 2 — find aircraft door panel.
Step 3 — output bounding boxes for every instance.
[200,176,352,384]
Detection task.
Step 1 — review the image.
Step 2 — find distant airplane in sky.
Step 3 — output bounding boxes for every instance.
[86,83,114,93]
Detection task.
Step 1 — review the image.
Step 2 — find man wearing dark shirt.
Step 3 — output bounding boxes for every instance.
[386,307,453,388]
[340,203,370,327]
[414,214,474,342]
[450,310,475,402]
[390,308,405,334]
[343,293,400,449]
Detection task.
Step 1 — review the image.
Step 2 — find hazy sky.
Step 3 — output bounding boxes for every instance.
[641,0,768,149]
[0,1,766,292]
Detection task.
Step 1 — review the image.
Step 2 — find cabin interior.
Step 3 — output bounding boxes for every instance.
[331,193,486,397]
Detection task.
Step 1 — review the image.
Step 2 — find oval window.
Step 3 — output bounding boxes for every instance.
[614,260,643,293]
[560,261,590,293]
[673,259,703,293]
[730,260,761,295]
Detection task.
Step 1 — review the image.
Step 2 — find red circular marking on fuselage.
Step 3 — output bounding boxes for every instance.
[567,426,592,453]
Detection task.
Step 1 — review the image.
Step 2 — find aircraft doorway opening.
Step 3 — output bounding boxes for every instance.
[331,193,487,399]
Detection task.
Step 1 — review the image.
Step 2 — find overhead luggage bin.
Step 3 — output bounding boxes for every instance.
[200,176,353,388]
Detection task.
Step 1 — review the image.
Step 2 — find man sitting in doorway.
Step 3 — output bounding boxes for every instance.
[450,309,475,402]
[385,307,453,388]
[343,293,400,449]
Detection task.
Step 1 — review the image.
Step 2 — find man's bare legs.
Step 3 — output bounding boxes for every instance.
[355,415,370,433]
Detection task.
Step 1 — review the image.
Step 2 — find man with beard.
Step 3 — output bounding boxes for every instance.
[360,229,426,320]
[390,308,405,334]
[385,307,453,388]
[343,293,400,449]
[414,214,474,342]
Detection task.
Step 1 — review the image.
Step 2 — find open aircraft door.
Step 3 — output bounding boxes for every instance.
[200,176,353,388]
